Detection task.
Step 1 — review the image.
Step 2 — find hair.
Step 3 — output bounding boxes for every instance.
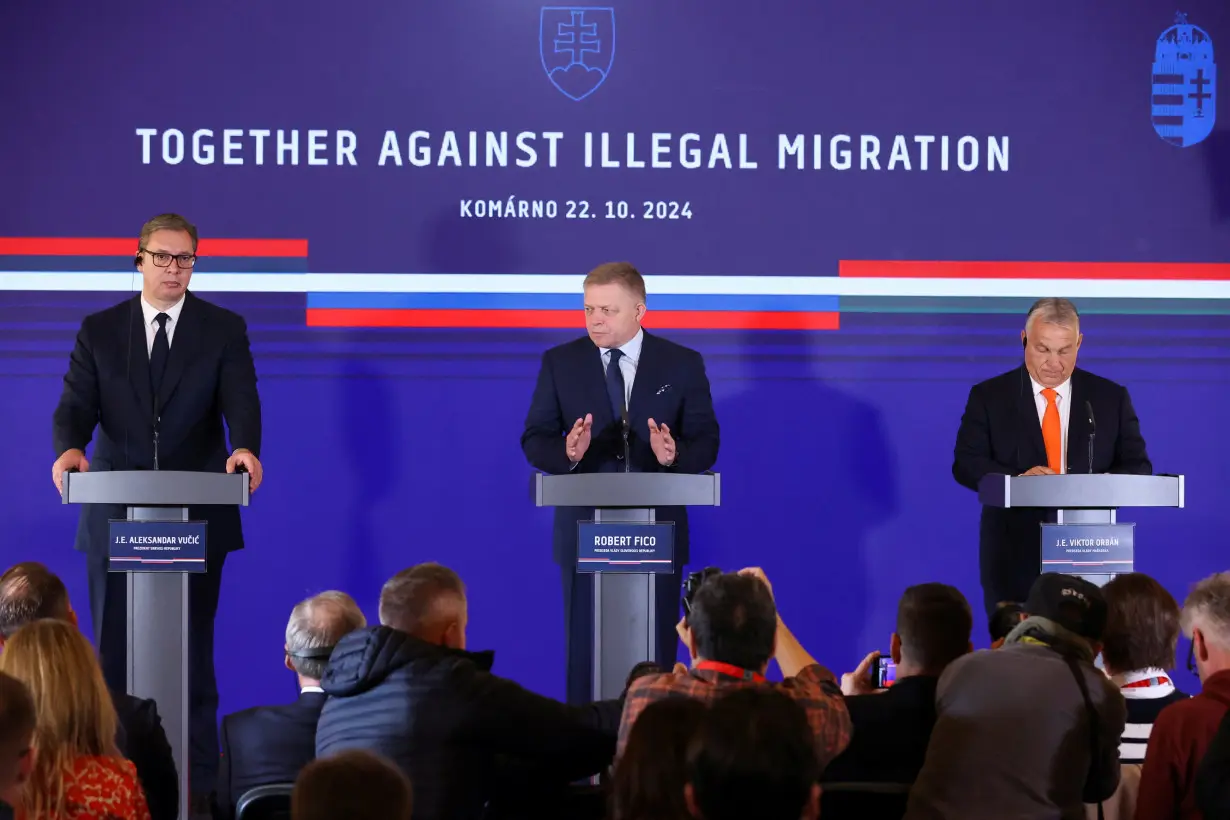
[1180,571,1230,650]
[989,601,1026,643]
[0,619,120,818]
[285,591,368,680]
[292,749,413,820]
[138,213,199,254]
[610,697,707,820]
[0,562,72,639]
[378,563,465,636]
[583,261,647,303]
[895,583,973,671]
[687,573,778,671]
[0,672,35,748]
[1101,573,1181,673]
[1024,297,1080,335]
[686,688,819,820]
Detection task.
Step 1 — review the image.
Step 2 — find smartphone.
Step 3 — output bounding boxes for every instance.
[874,656,896,688]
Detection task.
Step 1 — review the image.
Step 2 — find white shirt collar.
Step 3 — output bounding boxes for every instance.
[140,293,187,327]
[1109,667,1177,699]
[300,685,324,694]
[602,327,644,365]
[1029,374,1071,400]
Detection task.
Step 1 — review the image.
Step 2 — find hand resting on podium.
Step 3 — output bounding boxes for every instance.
[1018,466,1058,477]
[52,448,90,494]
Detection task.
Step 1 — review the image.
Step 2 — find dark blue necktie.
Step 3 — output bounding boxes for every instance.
[149,312,170,400]
[605,348,626,422]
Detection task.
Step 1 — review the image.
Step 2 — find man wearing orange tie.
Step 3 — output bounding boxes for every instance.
[952,298,1153,616]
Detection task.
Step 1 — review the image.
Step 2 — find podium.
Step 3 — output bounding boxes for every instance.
[63,470,249,820]
[534,472,720,700]
[978,473,1184,584]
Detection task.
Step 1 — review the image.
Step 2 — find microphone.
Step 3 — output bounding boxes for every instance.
[619,405,631,473]
[1085,399,1096,474]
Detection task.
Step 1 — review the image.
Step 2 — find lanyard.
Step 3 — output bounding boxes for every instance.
[695,660,766,682]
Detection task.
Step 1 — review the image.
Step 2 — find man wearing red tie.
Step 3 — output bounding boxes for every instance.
[952,298,1153,616]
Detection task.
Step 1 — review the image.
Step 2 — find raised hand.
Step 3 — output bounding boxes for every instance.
[647,418,676,466]
[566,414,594,463]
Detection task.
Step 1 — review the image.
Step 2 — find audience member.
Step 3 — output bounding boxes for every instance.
[0,619,150,820]
[216,591,367,820]
[824,582,973,785]
[1100,573,1188,765]
[1194,708,1230,819]
[314,562,622,820]
[685,688,821,820]
[292,749,411,820]
[1136,571,1230,820]
[610,697,707,820]
[0,672,35,820]
[905,573,1126,820]
[618,567,851,768]
[989,601,1026,649]
[0,562,176,820]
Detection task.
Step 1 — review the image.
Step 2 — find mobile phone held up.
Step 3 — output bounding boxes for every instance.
[874,656,897,688]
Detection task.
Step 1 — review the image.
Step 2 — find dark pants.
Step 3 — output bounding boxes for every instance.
[562,565,681,705]
[87,549,226,795]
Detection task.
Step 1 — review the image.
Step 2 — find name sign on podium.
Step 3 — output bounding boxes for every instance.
[107,521,208,573]
[577,522,675,574]
[1040,523,1135,574]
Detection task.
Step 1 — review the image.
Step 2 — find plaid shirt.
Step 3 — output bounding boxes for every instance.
[616,662,852,766]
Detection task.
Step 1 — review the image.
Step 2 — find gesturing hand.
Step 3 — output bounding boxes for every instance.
[647,418,676,466]
[567,414,594,463]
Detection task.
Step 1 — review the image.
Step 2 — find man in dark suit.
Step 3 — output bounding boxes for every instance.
[216,591,366,820]
[50,213,263,807]
[953,297,1152,616]
[0,562,179,820]
[521,262,721,705]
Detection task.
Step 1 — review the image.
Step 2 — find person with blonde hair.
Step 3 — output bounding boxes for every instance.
[0,620,149,820]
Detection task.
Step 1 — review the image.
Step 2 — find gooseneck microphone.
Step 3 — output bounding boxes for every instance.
[1085,399,1097,474]
[619,405,631,473]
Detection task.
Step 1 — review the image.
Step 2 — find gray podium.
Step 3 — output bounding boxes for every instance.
[534,472,720,700]
[62,470,249,820]
[978,473,1184,583]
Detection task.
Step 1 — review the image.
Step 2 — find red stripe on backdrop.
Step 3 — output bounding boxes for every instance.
[838,261,1230,280]
[0,238,309,257]
[306,309,842,330]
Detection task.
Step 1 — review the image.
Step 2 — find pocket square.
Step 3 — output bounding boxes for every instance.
[656,384,672,395]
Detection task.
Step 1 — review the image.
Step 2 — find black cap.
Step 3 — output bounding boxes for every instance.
[1024,574,1107,641]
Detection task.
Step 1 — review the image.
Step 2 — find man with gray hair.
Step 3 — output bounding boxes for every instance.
[952,297,1152,614]
[215,591,366,820]
[1136,571,1230,819]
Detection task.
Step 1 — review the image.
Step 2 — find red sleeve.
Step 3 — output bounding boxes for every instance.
[1135,707,1182,820]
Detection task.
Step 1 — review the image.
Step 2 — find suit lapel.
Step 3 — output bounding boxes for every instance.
[628,330,660,422]
[126,297,155,421]
[1015,365,1047,466]
[155,292,202,416]
[1066,370,1090,474]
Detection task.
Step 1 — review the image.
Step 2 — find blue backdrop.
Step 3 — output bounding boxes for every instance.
[1,0,1228,716]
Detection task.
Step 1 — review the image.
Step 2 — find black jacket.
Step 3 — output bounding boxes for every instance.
[315,627,621,820]
[113,690,178,820]
[52,291,261,555]
[822,675,939,785]
[216,690,326,820]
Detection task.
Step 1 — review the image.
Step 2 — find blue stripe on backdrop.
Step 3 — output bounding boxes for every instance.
[0,256,309,273]
[306,292,841,311]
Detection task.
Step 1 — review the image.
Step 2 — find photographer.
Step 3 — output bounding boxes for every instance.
[615,567,851,769]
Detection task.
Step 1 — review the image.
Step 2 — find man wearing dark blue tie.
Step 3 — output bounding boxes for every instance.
[521,262,721,705]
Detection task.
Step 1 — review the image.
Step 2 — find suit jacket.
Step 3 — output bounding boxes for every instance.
[52,291,261,555]
[216,690,325,820]
[520,330,720,564]
[952,365,1152,562]
[112,690,178,820]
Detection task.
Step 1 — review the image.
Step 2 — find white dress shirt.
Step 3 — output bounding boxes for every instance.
[599,327,643,407]
[1030,374,1071,473]
[140,295,187,356]
[299,685,324,694]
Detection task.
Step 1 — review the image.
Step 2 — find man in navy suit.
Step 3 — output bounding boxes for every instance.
[50,213,263,808]
[522,262,721,705]
[952,298,1152,617]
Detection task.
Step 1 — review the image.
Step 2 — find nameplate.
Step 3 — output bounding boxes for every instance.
[1040,523,1134,573]
[577,522,675,574]
[108,521,208,573]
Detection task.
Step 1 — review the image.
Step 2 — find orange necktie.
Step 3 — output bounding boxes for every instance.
[1041,388,1062,473]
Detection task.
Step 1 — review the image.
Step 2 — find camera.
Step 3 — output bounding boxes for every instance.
[874,656,897,688]
[681,566,722,616]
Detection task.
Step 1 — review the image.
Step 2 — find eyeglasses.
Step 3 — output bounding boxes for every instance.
[140,248,197,268]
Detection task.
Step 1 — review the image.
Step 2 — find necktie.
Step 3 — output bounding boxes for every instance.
[149,313,170,402]
[1041,387,1062,473]
[605,348,626,422]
